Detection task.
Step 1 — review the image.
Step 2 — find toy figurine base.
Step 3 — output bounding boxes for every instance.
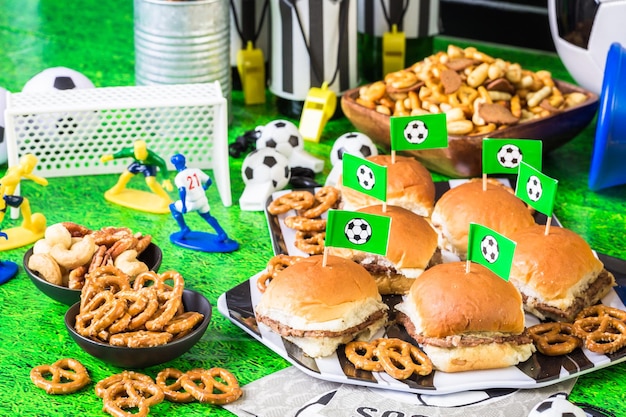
[0,213,46,251]
[0,261,18,284]
[104,189,172,214]
[170,230,239,253]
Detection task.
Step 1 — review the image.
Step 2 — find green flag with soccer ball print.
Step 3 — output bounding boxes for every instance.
[342,153,388,202]
[467,223,516,281]
[390,113,448,151]
[515,161,558,217]
[325,210,391,256]
[482,138,543,175]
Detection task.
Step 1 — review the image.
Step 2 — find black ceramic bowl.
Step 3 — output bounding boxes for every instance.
[64,289,211,369]
[25,242,163,306]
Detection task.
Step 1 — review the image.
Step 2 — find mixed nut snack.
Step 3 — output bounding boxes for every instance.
[355,44,590,136]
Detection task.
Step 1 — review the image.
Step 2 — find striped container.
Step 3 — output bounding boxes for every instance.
[134,0,231,112]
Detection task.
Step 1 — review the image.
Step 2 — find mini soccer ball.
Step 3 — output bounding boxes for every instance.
[497,144,523,169]
[526,175,543,202]
[330,132,378,166]
[22,67,95,93]
[242,148,291,190]
[528,394,586,417]
[480,235,500,263]
[345,218,372,245]
[403,119,428,144]
[255,119,304,158]
[356,164,375,190]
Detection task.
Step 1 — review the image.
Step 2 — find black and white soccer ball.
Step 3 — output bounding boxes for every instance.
[497,144,523,169]
[356,164,375,190]
[0,86,7,164]
[403,119,428,144]
[329,132,378,166]
[526,175,543,202]
[344,218,372,245]
[528,394,586,417]
[255,119,304,158]
[241,148,291,190]
[22,67,95,93]
[480,235,500,264]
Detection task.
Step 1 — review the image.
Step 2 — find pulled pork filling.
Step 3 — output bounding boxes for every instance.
[396,312,532,348]
[256,309,387,338]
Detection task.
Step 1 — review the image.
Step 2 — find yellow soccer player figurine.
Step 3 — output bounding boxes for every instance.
[0,153,48,250]
[100,140,174,214]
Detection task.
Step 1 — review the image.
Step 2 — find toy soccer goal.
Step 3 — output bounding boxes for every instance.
[4,81,232,210]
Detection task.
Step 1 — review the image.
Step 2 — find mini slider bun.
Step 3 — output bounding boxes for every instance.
[328,204,440,295]
[339,155,435,217]
[255,255,388,358]
[509,225,616,322]
[396,262,535,373]
[431,179,535,260]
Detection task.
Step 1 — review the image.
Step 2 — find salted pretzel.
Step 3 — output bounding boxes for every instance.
[30,358,90,395]
[155,368,196,403]
[267,191,315,215]
[95,371,156,398]
[527,322,582,356]
[573,305,626,354]
[99,372,164,417]
[374,338,433,379]
[179,368,243,405]
[294,231,325,255]
[109,330,174,348]
[301,186,339,219]
[284,215,327,232]
[345,340,383,372]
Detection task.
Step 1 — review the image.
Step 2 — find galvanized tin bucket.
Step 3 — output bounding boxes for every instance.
[134,0,231,106]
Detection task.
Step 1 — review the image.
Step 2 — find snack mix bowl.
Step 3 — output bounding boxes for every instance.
[24,242,163,306]
[64,289,211,369]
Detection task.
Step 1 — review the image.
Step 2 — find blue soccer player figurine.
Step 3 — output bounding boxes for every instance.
[0,230,18,284]
[169,153,239,253]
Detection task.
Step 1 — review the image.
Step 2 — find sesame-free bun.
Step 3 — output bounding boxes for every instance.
[407,262,525,338]
[328,204,439,294]
[339,155,435,217]
[396,262,534,372]
[509,225,615,322]
[431,180,535,259]
[255,255,388,357]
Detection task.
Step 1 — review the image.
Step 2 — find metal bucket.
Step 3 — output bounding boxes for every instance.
[134,0,231,106]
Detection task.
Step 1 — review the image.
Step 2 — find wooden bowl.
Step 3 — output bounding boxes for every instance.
[341,79,599,178]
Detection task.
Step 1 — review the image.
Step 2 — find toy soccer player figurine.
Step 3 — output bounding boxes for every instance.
[0,153,48,250]
[100,140,173,214]
[169,153,238,253]
[0,231,18,283]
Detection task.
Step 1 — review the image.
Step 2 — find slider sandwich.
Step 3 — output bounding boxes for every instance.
[396,262,536,372]
[508,225,616,322]
[339,154,435,217]
[255,255,389,358]
[431,179,535,260]
[328,204,440,295]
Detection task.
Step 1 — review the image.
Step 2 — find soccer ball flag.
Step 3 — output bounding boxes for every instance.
[325,209,391,256]
[515,161,558,217]
[390,113,448,151]
[467,223,516,281]
[482,138,543,175]
[342,153,388,202]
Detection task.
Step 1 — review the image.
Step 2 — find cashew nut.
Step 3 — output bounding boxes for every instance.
[44,223,72,249]
[50,234,96,270]
[28,253,63,286]
[114,249,149,278]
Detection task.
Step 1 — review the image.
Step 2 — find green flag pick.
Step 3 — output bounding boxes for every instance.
[482,138,543,175]
[325,209,391,257]
[342,153,388,202]
[467,223,516,281]
[515,161,558,218]
[390,113,448,151]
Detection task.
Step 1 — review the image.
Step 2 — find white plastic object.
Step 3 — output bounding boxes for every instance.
[239,147,290,211]
[4,81,231,215]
